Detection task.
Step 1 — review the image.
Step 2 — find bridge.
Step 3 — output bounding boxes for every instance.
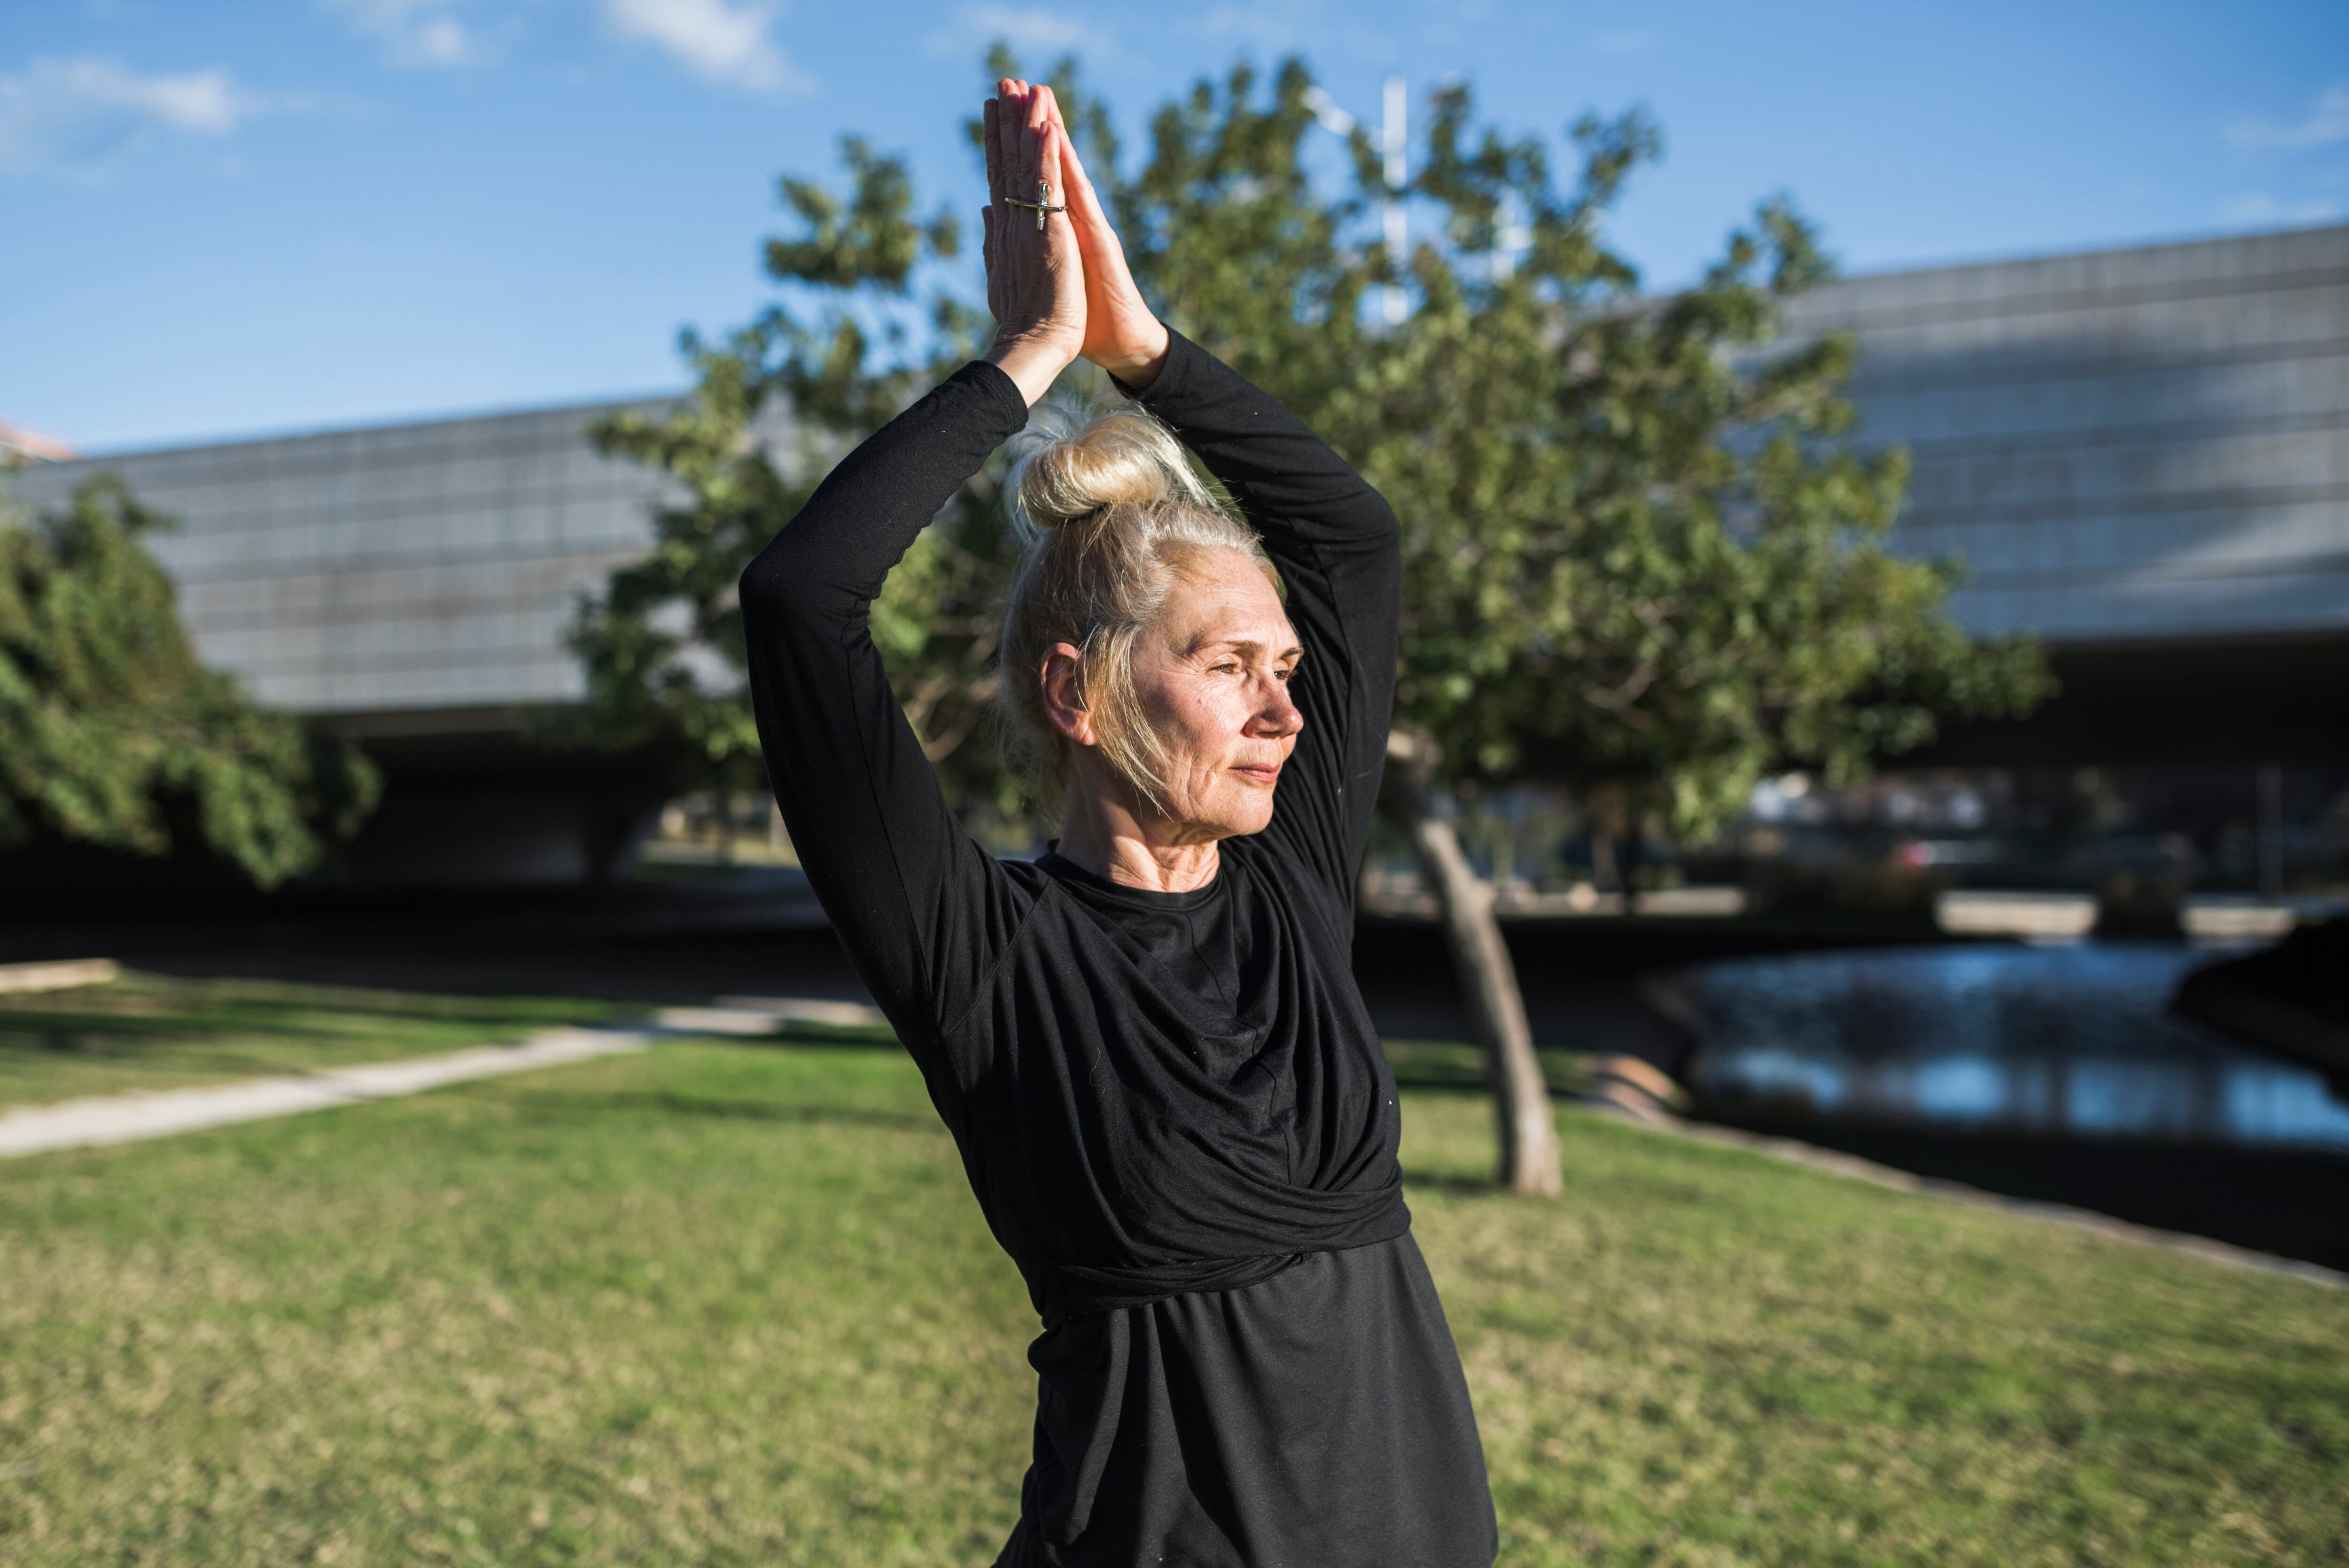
[9,225,2345,884]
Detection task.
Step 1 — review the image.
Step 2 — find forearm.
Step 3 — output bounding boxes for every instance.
[1116,328,1395,551]
[1087,318,1170,391]
[984,335,1081,407]
[745,360,1030,607]
[1120,327,1402,871]
[737,358,1030,1039]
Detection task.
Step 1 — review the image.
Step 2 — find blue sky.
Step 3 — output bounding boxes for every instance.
[3,0,2344,453]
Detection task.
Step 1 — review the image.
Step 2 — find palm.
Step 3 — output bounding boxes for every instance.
[982,82,1086,362]
[1045,98,1167,378]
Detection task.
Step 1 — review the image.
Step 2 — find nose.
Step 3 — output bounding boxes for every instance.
[1252,676,1303,739]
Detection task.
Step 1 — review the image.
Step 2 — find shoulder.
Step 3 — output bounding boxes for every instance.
[983,855,1065,913]
[1222,831,1335,902]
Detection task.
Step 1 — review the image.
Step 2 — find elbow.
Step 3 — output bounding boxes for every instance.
[739,532,813,622]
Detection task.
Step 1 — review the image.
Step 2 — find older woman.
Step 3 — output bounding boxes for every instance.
[739,78,1496,1568]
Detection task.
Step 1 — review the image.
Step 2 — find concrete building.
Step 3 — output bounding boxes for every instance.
[1779,223,2349,768]
[9,396,710,884]
[9,224,2346,884]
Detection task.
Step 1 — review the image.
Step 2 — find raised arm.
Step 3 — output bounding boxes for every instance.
[739,80,1087,1063]
[1047,109,1399,896]
[1122,334,1401,899]
[739,367,1028,1059]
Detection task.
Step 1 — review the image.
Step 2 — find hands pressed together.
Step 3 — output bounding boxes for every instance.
[981,78,1171,405]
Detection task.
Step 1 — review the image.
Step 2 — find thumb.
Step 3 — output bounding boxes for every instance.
[1057,135,1105,217]
[1057,138,1120,265]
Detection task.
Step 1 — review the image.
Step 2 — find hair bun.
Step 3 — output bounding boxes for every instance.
[1009,401,1214,534]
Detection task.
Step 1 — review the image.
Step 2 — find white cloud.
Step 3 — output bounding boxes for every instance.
[326,0,491,69]
[2226,84,2349,150]
[602,0,808,93]
[933,5,1114,59]
[0,56,274,176]
[1199,0,1310,52]
[2218,191,2340,227]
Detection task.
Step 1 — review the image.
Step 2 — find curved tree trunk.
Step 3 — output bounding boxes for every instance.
[1382,731,1562,1195]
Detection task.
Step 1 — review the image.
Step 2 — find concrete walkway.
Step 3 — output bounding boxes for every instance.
[8,983,2337,1296]
[0,995,886,1160]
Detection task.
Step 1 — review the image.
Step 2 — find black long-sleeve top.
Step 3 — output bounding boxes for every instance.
[741,330,1495,1568]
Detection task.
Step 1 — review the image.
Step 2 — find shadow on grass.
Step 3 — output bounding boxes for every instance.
[1398,1169,1506,1196]
[1381,1039,1587,1097]
[0,1044,356,1082]
[507,1088,936,1133]
[1387,1072,1492,1094]
[733,1025,903,1051]
[0,989,611,1056]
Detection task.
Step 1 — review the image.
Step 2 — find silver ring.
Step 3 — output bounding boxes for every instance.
[1002,178,1067,231]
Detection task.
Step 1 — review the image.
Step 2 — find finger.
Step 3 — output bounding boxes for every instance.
[994,83,1024,208]
[982,97,1002,202]
[1038,87,1078,208]
[1054,136,1122,277]
[1054,135,1099,254]
[1039,120,1077,241]
[1041,92,1101,212]
[981,203,999,316]
[1014,98,1042,206]
[1028,87,1055,207]
[1057,132,1103,225]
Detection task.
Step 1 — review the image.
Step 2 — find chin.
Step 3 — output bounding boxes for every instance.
[1206,792,1279,839]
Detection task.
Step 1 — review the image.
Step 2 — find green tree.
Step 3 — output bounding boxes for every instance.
[560,139,1021,827]
[0,473,380,888]
[571,52,2050,1192]
[1100,63,2050,1188]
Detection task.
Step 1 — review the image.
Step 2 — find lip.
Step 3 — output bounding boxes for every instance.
[1230,762,1283,785]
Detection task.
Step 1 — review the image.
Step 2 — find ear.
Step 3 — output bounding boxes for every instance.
[1041,643,1097,746]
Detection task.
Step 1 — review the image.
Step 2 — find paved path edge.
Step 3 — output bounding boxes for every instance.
[10,998,2337,1295]
[0,1026,654,1158]
[0,997,890,1160]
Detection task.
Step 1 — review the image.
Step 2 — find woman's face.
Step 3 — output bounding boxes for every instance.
[1125,546,1303,840]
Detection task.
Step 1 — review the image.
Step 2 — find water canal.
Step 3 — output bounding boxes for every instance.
[1673,941,2349,1270]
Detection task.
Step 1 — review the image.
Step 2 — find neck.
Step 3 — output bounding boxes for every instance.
[1054,780,1222,894]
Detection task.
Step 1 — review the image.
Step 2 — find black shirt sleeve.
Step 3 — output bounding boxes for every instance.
[737,360,1034,1077]
[1118,328,1402,902]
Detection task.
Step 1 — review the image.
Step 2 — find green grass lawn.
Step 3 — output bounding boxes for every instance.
[0,971,629,1107]
[1,1038,2343,1565]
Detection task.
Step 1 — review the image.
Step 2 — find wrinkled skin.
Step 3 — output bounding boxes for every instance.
[982,76,1273,892]
[1041,548,1303,892]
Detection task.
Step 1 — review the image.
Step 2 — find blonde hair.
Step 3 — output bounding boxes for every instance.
[1001,398,1277,816]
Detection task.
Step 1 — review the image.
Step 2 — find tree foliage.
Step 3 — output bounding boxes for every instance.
[1098,60,2050,838]
[561,138,1020,817]
[571,49,2049,846]
[0,474,379,886]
